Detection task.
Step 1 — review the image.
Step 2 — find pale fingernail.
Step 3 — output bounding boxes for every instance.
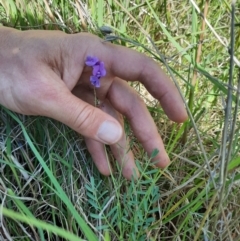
[97,121,122,144]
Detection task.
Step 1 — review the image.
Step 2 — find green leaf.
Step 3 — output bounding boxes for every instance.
[90,213,103,219]
[228,156,240,171]
[150,149,159,159]
[96,225,109,230]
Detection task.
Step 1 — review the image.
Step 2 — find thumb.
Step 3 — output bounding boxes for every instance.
[43,89,123,144]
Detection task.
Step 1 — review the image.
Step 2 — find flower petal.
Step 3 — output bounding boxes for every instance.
[90,76,100,88]
[85,56,99,66]
[92,64,100,76]
[95,79,100,88]
[99,62,106,77]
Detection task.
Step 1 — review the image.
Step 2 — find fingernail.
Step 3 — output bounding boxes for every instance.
[97,121,122,144]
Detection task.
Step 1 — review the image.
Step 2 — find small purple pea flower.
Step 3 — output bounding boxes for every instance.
[85,56,99,66]
[85,56,106,88]
[90,76,100,88]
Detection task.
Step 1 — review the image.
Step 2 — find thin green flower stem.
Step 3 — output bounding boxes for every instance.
[225,66,240,178]
[211,2,236,239]
[219,0,235,189]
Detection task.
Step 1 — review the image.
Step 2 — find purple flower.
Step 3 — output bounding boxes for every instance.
[90,76,100,88]
[93,62,106,78]
[85,56,106,88]
[85,56,99,66]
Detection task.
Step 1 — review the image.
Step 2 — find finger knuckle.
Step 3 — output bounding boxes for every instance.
[72,104,97,132]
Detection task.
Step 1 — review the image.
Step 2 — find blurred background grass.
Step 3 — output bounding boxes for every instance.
[0,0,240,240]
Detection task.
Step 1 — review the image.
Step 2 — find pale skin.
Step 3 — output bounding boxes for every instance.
[0,26,188,179]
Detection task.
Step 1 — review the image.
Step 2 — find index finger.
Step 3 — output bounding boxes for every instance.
[104,43,188,123]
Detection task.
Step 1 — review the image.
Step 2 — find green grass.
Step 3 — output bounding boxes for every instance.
[0,0,240,240]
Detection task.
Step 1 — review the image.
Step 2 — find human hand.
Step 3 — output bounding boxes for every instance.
[0,27,187,179]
